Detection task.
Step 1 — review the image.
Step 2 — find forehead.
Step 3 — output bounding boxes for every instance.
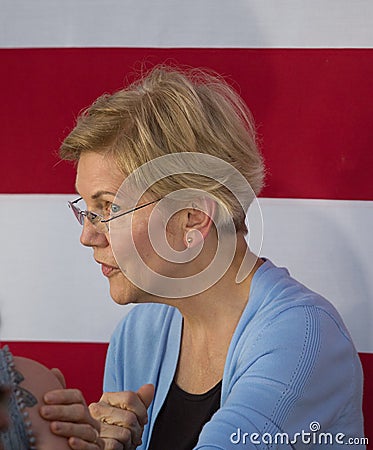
[76,152,125,196]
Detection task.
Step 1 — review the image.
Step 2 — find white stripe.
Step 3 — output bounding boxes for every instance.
[0,195,371,353]
[256,198,373,354]
[1,0,372,49]
[0,195,132,343]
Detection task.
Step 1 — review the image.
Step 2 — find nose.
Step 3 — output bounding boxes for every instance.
[80,218,109,248]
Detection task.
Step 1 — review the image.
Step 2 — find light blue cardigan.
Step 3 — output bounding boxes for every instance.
[103,259,365,449]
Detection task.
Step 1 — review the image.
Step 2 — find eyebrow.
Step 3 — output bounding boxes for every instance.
[91,190,117,200]
[74,186,117,200]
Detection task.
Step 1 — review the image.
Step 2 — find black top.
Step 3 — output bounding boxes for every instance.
[148,378,222,450]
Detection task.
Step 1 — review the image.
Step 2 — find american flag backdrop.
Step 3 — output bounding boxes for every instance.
[0,0,372,445]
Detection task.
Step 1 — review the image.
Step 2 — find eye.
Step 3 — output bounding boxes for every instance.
[110,203,121,215]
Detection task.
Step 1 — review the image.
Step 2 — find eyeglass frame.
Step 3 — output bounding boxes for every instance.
[68,196,162,232]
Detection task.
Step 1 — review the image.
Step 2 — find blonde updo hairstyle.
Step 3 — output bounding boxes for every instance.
[60,65,265,235]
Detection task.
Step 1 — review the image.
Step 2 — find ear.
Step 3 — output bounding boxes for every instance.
[184,197,216,248]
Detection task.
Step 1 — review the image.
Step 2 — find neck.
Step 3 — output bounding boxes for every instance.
[166,234,263,337]
[170,236,264,393]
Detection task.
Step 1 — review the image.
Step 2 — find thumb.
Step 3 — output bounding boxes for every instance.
[51,368,67,388]
[137,384,155,409]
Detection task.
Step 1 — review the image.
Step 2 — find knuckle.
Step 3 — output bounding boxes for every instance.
[84,423,94,434]
[100,391,139,412]
[71,388,84,400]
[51,420,68,434]
[100,422,123,439]
[93,418,101,431]
[121,428,131,442]
[107,405,119,421]
[103,438,123,450]
[125,412,138,429]
[119,391,135,407]
[97,438,105,450]
[99,422,111,433]
[110,391,132,409]
[75,403,86,420]
[101,425,131,446]
[113,408,137,429]
[88,402,101,418]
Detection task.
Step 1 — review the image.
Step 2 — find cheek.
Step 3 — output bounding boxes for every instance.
[110,211,181,289]
[132,221,162,270]
[110,215,155,269]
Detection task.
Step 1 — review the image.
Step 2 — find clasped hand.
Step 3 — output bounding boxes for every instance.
[41,367,154,450]
[88,384,155,450]
[40,369,104,449]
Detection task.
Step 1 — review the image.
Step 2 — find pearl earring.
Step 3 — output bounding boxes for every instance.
[186,230,195,247]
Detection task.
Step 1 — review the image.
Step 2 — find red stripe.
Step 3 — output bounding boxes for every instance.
[1,48,372,199]
[2,342,107,406]
[2,341,372,446]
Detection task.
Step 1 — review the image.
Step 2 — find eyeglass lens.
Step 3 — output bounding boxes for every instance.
[69,202,84,225]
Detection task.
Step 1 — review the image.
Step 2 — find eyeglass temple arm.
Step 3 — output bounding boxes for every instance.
[101,198,161,223]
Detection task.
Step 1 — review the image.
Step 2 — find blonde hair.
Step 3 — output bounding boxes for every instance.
[60,65,265,234]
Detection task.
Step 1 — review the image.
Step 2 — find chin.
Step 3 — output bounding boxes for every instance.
[108,272,138,305]
[109,285,132,306]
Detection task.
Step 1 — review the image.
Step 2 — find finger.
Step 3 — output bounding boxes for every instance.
[41,403,89,423]
[44,389,86,406]
[99,421,136,445]
[50,421,100,442]
[51,368,67,388]
[136,384,155,410]
[98,391,148,426]
[102,437,130,450]
[89,405,142,446]
[68,435,105,450]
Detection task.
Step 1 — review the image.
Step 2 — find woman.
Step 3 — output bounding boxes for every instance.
[52,66,364,449]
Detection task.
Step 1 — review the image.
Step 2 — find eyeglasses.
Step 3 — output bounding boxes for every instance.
[68,197,161,233]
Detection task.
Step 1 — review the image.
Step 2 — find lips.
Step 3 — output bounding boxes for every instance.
[96,260,120,278]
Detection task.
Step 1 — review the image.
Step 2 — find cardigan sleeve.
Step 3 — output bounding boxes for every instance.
[194,305,364,450]
[103,337,118,392]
